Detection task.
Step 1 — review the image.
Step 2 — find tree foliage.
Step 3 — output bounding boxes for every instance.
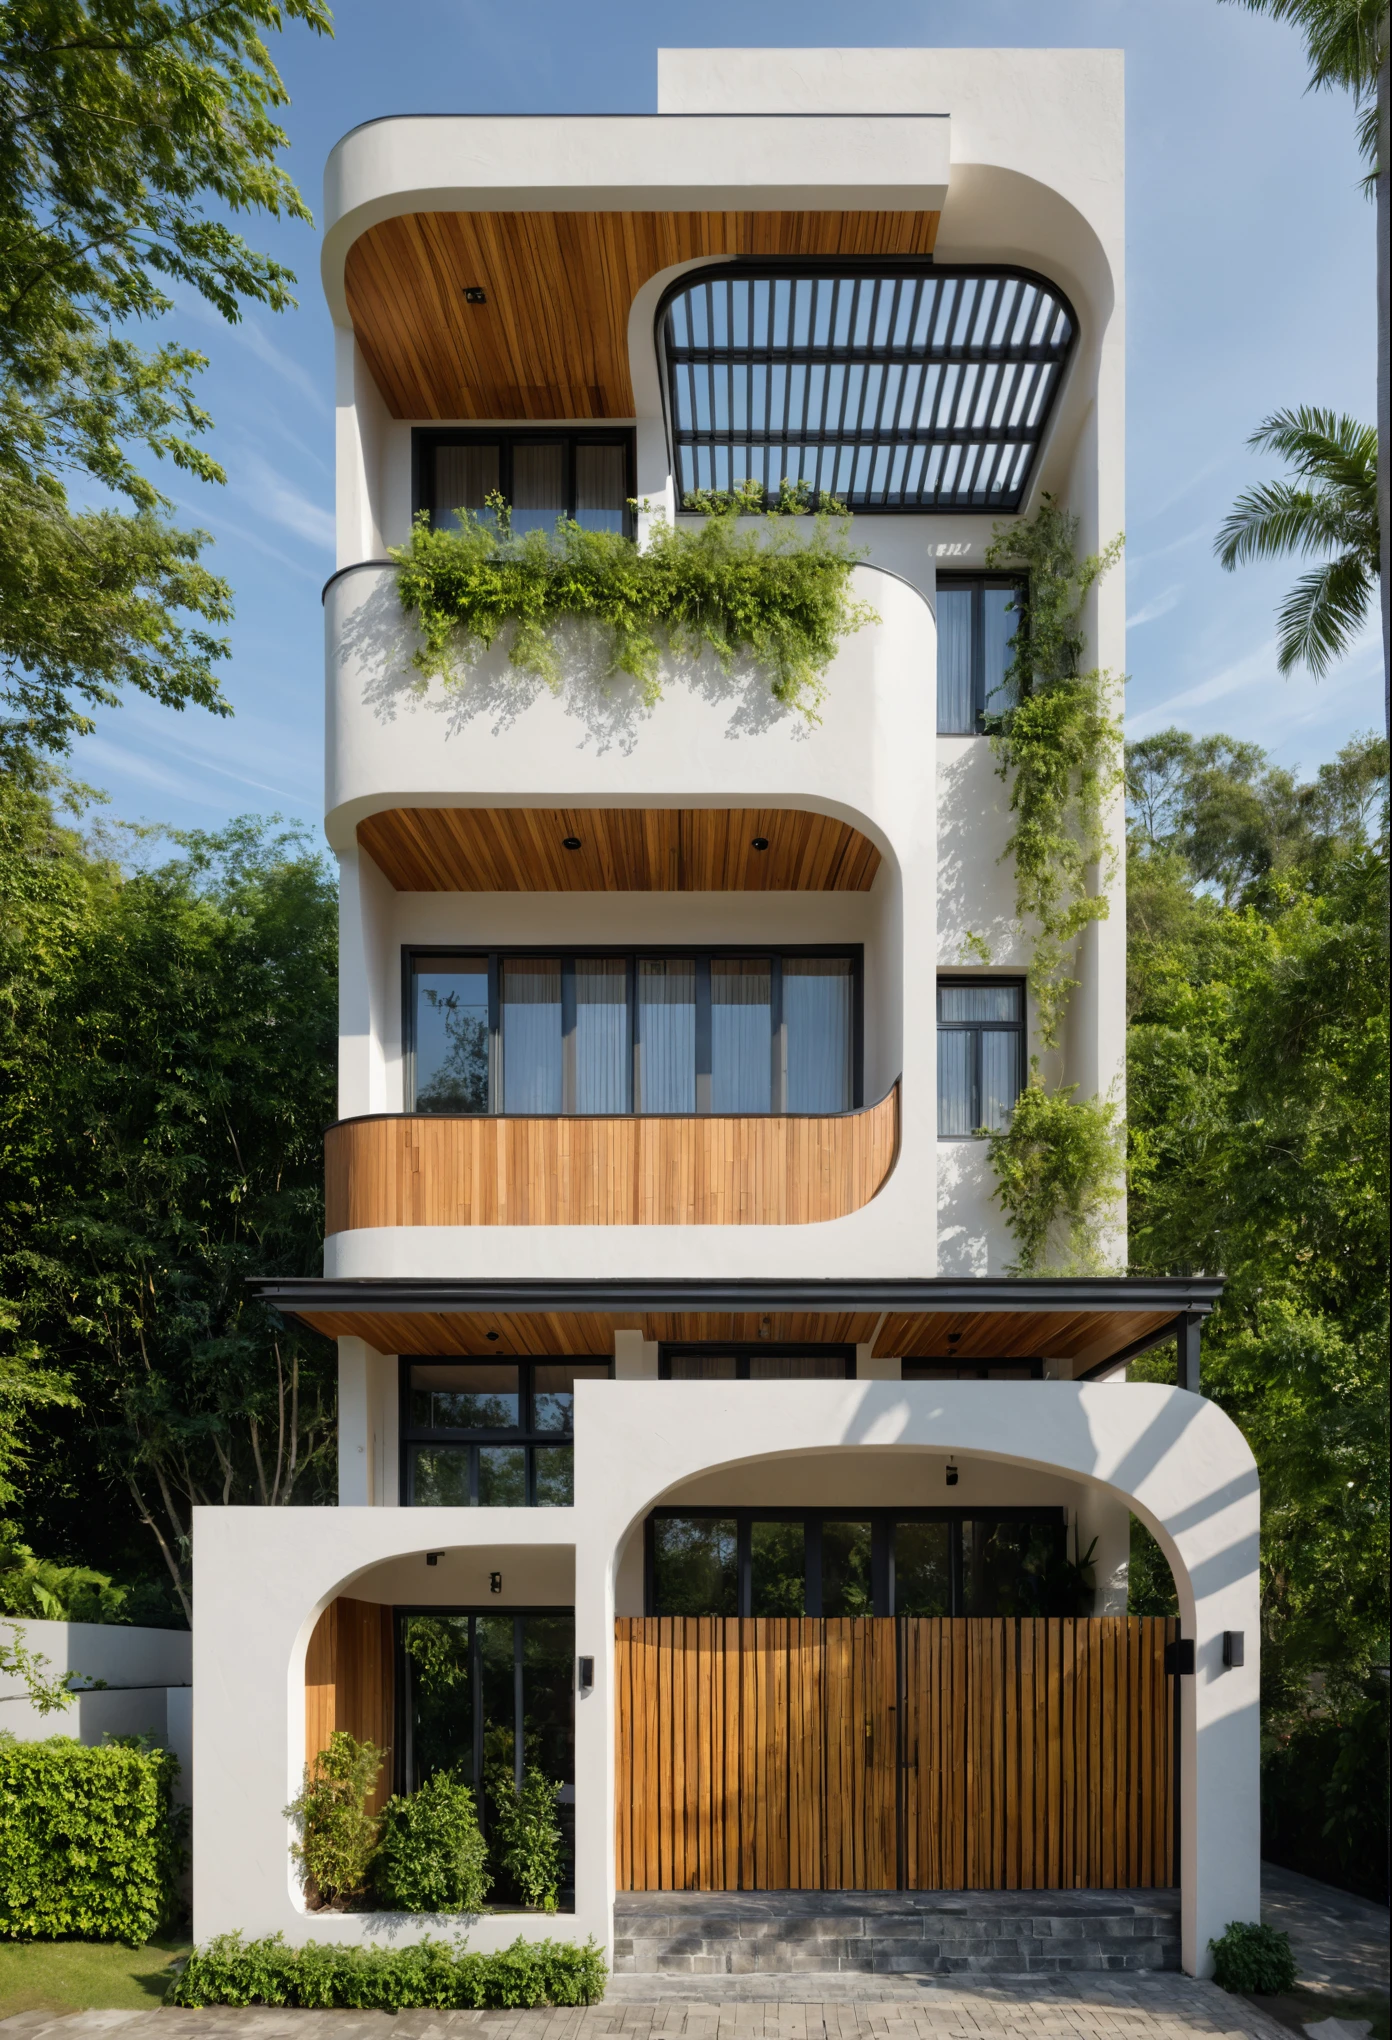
[0,0,330,760]
[0,774,337,1620]
[392,494,876,723]
[1125,727,1389,1716]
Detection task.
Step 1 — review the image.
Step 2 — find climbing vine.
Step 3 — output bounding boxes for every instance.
[978,498,1126,1272]
[391,489,875,722]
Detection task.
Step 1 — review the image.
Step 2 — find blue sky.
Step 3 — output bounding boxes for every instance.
[79,0,1383,836]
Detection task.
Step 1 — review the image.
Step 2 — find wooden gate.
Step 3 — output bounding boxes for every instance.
[614,1615,1177,1892]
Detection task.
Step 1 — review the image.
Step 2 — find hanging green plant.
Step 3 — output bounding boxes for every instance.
[390,491,876,723]
[984,1080,1124,1275]
[982,496,1125,1051]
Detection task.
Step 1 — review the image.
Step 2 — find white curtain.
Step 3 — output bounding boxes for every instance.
[936,585,974,731]
[574,958,628,1111]
[637,959,695,1112]
[711,958,771,1112]
[501,958,562,1112]
[784,957,852,1111]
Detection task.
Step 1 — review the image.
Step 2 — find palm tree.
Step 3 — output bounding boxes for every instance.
[1222,0,1388,728]
[1215,407,1379,678]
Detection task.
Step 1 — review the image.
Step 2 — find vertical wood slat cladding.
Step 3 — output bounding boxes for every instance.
[344,211,942,422]
[325,1086,898,1233]
[303,1597,395,1816]
[357,808,881,895]
[616,1616,1176,1892]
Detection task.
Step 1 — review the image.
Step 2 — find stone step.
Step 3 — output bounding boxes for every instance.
[612,1891,1182,1977]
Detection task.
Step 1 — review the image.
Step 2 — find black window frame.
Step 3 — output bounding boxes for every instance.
[404,945,865,1117]
[644,1504,1066,1617]
[398,1354,611,1507]
[658,1342,857,1379]
[902,1359,1045,1381]
[411,427,637,537]
[656,260,1079,515]
[935,572,1027,734]
[935,975,1027,1138]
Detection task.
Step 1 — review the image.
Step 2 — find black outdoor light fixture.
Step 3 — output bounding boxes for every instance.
[463,286,487,304]
[489,1571,503,1595]
[425,1551,445,1567]
[1165,1637,1196,1676]
[1223,1631,1245,1669]
[945,1463,960,1488]
[751,836,770,852]
[562,836,582,851]
[577,1656,595,1693]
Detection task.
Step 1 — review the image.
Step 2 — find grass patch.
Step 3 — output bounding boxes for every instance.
[0,1936,191,2017]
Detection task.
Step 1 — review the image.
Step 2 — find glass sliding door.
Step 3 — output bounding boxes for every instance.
[711,958,771,1112]
[573,957,629,1111]
[635,959,696,1111]
[501,959,562,1112]
[784,956,853,1110]
[413,957,490,1113]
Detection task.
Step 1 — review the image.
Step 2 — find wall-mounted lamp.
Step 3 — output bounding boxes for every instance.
[489,1571,503,1595]
[463,286,487,304]
[1222,1630,1245,1669]
[425,1551,445,1567]
[945,1464,959,1488]
[577,1656,595,1693]
[1164,1637,1196,1676]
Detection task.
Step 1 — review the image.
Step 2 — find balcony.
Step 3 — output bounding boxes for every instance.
[324,1085,900,1232]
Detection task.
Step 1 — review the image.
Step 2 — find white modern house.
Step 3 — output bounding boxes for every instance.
[192,47,1260,1984]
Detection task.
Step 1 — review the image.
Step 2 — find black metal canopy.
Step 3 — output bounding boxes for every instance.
[659,263,1077,514]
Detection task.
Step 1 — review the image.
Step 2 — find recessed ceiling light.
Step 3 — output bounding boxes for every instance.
[562,836,582,851]
[751,836,770,852]
[463,286,487,304]
[485,1330,500,1342]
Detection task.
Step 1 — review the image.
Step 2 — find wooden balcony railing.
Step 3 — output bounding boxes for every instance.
[325,1084,899,1231]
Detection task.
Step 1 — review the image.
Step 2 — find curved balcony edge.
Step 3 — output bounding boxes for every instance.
[325,1083,901,1233]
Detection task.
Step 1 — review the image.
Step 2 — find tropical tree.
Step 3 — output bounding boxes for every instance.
[1221,0,1389,728]
[0,0,331,765]
[1215,408,1378,679]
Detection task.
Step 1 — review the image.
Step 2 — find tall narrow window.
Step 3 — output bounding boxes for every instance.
[502,959,562,1112]
[413,957,490,1113]
[636,959,696,1111]
[574,958,629,1112]
[510,442,565,536]
[937,980,1025,1136]
[936,585,975,733]
[402,1357,607,1507]
[711,958,771,1112]
[784,956,853,1110]
[936,576,1024,732]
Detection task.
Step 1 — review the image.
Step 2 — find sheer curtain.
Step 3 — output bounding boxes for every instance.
[432,444,499,530]
[501,959,562,1111]
[637,959,695,1111]
[574,444,626,532]
[711,959,771,1111]
[937,1028,975,1136]
[574,958,629,1111]
[936,585,975,731]
[784,957,852,1110]
[982,586,1018,718]
[511,442,565,535]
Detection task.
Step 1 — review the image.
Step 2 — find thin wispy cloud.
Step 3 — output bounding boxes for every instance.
[168,493,325,582]
[230,450,335,552]
[1125,523,1210,573]
[1130,454,1229,525]
[176,286,327,415]
[1128,637,1280,734]
[1127,585,1182,629]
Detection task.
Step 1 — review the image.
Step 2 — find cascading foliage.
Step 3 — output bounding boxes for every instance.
[979,497,1126,1272]
[390,486,876,722]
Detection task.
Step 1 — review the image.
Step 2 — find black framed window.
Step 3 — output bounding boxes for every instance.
[646,1507,1067,1617]
[413,429,635,537]
[400,1357,610,1507]
[936,575,1024,733]
[659,264,1077,514]
[902,1360,1043,1381]
[395,1608,575,1886]
[659,1343,856,1380]
[406,948,863,1117]
[937,978,1025,1136]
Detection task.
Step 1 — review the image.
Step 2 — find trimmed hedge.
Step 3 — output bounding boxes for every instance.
[1209,1921,1298,1995]
[167,1933,607,2009]
[0,1738,183,1944]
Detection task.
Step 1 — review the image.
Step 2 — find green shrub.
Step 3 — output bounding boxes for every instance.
[285,1731,384,1909]
[372,1771,491,1914]
[1209,1920,1298,1994]
[1262,1688,1390,1905]
[167,1932,607,2008]
[487,1760,566,1912]
[0,1737,183,1943]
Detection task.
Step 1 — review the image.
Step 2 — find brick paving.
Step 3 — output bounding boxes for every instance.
[0,1981,1295,2040]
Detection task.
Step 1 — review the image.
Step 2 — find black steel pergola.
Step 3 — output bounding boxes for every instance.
[660,263,1078,514]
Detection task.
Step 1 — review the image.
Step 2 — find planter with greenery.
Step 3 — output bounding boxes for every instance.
[391,488,876,722]
[167,1932,606,2009]
[372,1772,491,1915]
[976,497,1126,1271]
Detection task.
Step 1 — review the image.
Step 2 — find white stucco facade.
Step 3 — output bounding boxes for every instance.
[190,43,1260,1988]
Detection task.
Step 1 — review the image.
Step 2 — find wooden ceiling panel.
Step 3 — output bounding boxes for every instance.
[357,806,882,893]
[873,1309,1176,1365]
[344,209,941,420]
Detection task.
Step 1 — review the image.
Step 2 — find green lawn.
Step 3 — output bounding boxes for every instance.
[0,1937,191,2018]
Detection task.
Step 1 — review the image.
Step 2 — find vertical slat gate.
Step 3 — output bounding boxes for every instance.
[616,1615,1178,1891]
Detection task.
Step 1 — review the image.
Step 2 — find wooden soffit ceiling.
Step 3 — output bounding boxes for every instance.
[290,1308,1176,1372]
[343,209,941,420]
[357,806,882,893]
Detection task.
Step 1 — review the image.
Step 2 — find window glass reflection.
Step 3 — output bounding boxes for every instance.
[653,1516,739,1616]
[751,1520,804,1615]
[784,957,852,1111]
[409,1364,519,1431]
[414,961,489,1113]
[894,1520,951,1615]
[822,1520,874,1616]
